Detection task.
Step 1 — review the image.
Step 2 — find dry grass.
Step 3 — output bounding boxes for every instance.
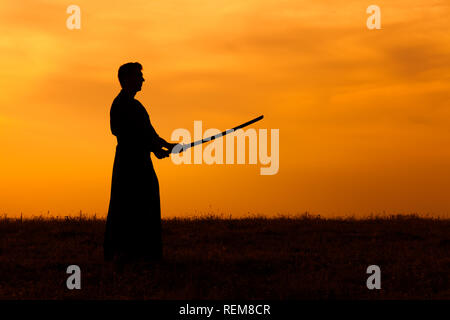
[0,214,449,299]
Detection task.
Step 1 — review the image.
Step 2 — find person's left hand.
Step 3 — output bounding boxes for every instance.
[154,148,171,159]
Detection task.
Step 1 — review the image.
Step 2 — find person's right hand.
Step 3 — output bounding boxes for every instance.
[154,148,171,159]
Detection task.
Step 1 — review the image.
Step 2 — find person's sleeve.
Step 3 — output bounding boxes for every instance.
[110,101,143,146]
[146,117,166,151]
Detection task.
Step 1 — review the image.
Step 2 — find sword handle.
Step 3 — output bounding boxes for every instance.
[171,143,187,154]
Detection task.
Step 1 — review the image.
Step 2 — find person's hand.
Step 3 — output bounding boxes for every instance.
[153,148,171,159]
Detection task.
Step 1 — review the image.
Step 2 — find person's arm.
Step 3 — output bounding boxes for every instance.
[147,118,179,153]
[146,120,179,160]
[111,101,142,145]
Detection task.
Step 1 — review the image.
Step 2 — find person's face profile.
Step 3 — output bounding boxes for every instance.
[125,70,145,92]
[137,71,145,91]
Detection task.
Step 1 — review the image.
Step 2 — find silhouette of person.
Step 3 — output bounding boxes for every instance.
[103,62,177,267]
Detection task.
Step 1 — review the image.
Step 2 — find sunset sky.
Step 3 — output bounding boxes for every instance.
[1,0,450,218]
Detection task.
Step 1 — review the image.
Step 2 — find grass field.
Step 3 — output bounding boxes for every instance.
[0,214,449,299]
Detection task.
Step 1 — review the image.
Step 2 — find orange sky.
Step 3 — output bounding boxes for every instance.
[1,0,450,218]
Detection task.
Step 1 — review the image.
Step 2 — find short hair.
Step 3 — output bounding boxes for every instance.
[118,62,142,87]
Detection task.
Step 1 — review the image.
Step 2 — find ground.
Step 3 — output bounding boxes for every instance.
[0,214,449,299]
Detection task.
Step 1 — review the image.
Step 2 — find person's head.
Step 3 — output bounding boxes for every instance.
[118,62,145,92]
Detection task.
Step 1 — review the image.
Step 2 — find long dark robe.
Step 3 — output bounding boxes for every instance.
[104,90,163,262]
